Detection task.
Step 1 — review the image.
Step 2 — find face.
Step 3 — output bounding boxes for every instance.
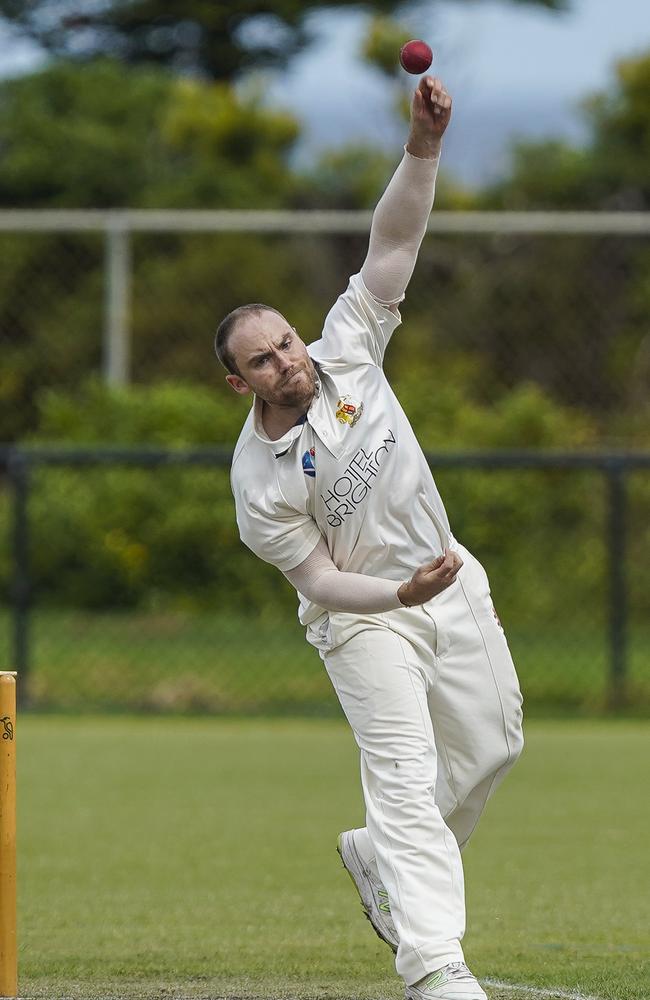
[225,310,317,409]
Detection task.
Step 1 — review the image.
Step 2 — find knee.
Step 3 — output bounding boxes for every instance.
[492,686,524,770]
[507,723,524,768]
[481,712,524,781]
[500,709,524,774]
[510,695,525,756]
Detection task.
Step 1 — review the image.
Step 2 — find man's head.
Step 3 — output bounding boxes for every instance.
[215,304,317,409]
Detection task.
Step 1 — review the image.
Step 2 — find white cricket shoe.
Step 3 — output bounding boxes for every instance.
[336,829,399,952]
[405,962,487,1000]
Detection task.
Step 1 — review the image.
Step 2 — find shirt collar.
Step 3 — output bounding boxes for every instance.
[252,363,322,457]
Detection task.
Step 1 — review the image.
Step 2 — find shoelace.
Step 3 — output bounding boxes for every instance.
[421,963,473,991]
[445,962,472,978]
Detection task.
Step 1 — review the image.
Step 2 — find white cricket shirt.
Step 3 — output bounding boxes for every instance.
[230,272,453,626]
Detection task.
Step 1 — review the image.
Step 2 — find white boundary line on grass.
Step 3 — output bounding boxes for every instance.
[484,979,608,1000]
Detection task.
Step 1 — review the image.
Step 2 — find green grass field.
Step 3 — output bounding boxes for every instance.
[3,610,649,713]
[17,716,649,1000]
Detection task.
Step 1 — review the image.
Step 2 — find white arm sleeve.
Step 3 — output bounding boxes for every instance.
[283,537,406,614]
[360,145,440,306]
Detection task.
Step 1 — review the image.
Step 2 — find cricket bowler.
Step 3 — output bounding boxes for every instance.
[217,76,524,1000]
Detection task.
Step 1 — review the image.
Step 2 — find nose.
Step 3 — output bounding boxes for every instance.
[276,351,293,374]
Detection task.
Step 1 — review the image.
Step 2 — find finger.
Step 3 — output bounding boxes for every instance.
[419,556,446,579]
[429,562,457,583]
[433,553,451,573]
[428,82,451,116]
[446,553,462,573]
[432,96,448,117]
[442,553,461,576]
[441,552,455,571]
[423,549,454,572]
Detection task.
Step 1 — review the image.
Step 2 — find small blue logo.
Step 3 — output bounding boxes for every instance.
[302,447,316,478]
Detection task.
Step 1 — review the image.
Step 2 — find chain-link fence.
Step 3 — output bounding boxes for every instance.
[1,213,649,714]
[1,447,649,715]
[1,211,650,438]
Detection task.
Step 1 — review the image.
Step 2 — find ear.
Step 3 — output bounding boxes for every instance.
[226,373,251,395]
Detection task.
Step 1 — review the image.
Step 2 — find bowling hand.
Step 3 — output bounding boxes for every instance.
[406,76,452,157]
[397,547,463,606]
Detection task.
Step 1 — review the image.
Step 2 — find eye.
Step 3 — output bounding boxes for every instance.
[282,336,292,349]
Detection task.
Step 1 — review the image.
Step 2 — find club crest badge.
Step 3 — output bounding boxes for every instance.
[335,395,364,427]
[302,446,316,478]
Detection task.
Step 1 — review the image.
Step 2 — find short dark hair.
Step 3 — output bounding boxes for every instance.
[214,303,286,377]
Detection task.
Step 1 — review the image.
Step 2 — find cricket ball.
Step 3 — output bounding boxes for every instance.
[399,39,433,74]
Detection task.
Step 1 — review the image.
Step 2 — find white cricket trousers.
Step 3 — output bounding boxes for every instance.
[309,543,524,986]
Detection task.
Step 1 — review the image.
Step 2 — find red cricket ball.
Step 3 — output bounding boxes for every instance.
[399,39,433,75]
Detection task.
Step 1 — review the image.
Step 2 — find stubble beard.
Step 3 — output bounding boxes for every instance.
[265,360,318,410]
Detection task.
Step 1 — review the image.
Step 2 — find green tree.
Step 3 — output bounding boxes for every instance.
[0,60,306,440]
[0,0,569,81]
[0,60,300,208]
[0,372,608,626]
[443,48,650,429]
[481,50,650,209]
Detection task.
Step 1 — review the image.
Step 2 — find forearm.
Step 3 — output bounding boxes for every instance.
[283,538,406,613]
[296,567,404,614]
[360,143,441,305]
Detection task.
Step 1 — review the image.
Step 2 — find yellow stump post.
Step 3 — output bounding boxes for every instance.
[0,672,17,999]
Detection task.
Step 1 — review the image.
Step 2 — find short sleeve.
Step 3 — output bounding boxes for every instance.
[233,476,322,573]
[310,272,403,369]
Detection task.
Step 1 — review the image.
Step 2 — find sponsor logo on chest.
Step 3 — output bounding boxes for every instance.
[319,428,396,527]
[302,446,316,478]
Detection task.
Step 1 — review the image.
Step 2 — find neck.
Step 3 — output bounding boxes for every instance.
[261,398,311,441]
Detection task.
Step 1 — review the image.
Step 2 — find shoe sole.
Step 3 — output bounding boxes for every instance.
[336,832,398,954]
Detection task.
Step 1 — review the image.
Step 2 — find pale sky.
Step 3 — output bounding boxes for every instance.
[264,0,650,185]
[1,0,649,187]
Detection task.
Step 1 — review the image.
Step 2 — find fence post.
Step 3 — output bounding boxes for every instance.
[606,462,628,709]
[104,222,132,386]
[8,452,30,708]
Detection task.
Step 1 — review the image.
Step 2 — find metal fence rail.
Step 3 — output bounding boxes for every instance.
[1,209,649,389]
[2,210,649,712]
[1,446,648,714]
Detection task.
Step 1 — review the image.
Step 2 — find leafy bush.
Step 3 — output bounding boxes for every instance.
[4,373,644,631]
[2,379,286,612]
